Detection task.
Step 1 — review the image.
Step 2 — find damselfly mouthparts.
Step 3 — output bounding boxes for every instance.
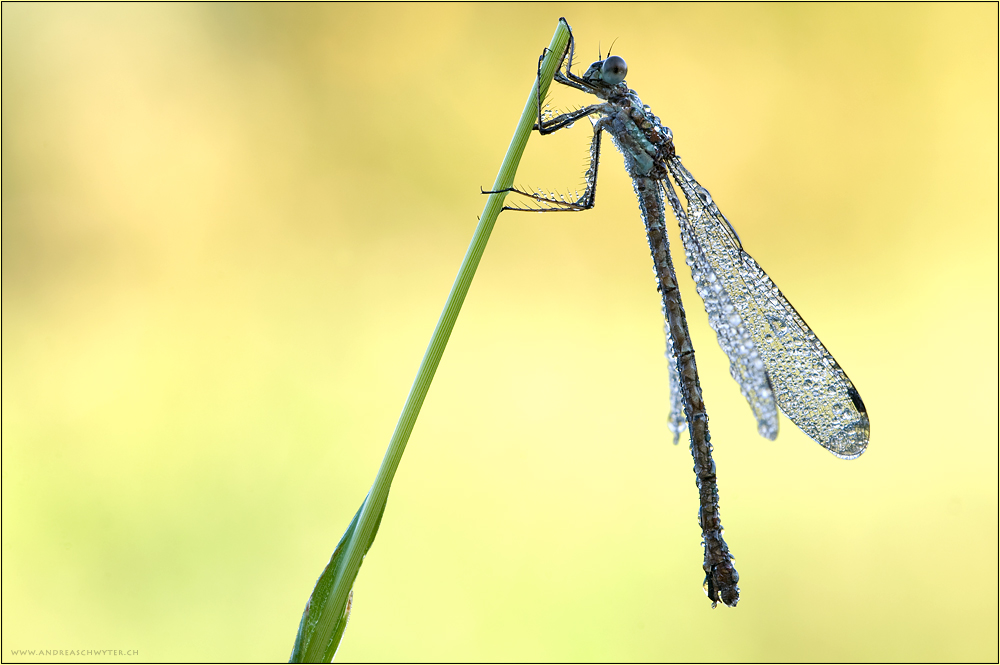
[486,18,869,608]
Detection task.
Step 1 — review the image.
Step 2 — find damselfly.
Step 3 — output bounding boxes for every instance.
[487,18,869,608]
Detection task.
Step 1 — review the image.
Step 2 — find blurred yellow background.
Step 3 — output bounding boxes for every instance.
[3,4,997,662]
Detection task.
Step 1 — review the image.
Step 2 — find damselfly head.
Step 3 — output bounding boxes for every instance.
[582,55,628,90]
[601,55,627,84]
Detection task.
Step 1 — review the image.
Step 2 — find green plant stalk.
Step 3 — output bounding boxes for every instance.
[290,18,572,663]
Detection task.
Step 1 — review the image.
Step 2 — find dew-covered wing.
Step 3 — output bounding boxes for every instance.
[663,317,689,445]
[661,178,779,441]
[665,158,869,458]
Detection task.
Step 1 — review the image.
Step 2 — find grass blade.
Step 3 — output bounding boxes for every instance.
[289,17,572,663]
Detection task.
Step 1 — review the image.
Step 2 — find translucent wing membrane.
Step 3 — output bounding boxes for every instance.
[666,158,869,458]
[664,316,688,445]
[661,179,780,441]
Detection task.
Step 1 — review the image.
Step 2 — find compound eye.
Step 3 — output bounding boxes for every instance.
[601,55,627,84]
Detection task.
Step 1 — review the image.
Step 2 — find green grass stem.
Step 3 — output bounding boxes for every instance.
[289,18,572,663]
